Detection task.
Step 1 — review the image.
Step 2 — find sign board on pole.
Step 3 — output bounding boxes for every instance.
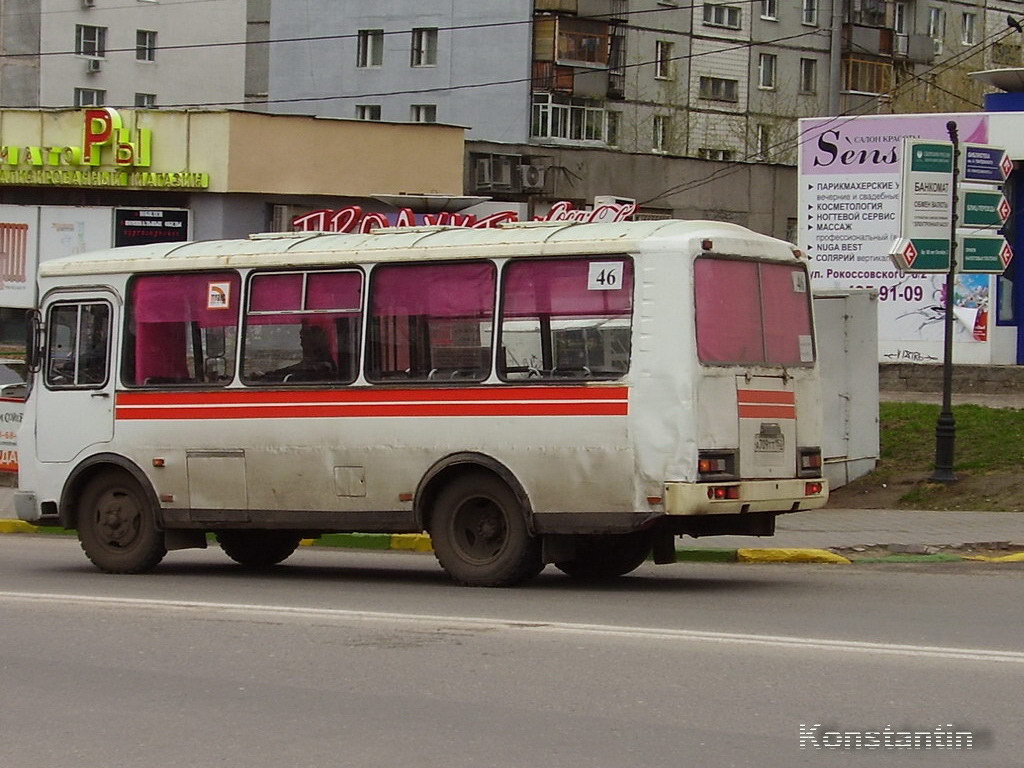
[960,190,1010,227]
[961,143,1013,184]
[890,139,954,273]
[958,234,1014,274]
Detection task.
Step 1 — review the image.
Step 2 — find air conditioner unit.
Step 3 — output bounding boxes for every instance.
[81,0,95,7]
[518,164,547,190]
[86,58,102,73]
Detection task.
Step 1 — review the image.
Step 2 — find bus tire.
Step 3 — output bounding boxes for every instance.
[77,470,167,574]
[218,531,303,569]
[554,531,652,580]
[430,473,542,587]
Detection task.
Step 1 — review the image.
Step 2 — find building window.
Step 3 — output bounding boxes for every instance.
[962,13,976,46]
[755,124,771,159]
[531,93,610,143]
[134,93,156,107]
[655,40,673,79]
[760,0,777,20]
[410,104,437,123]
[894,2,907,34]
[653,115,669,152]
[928,8,945,55]
[703,4,741,29]
[758,53,776,89]
[605,111,620,147]
[136,29,156,61]
[799,58,817,93]
[802,0,817,26]
[356,104,381,120]
[411,27,437,67]
[698,76,739,102]
[698,148,734,161]
[74,88,105,107]
[357,29,384,68]
[75,24,106,57]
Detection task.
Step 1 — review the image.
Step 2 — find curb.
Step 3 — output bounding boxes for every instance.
[4,520,1022,564]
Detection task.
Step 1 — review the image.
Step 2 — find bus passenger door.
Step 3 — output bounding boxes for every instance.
[36,294,117,463]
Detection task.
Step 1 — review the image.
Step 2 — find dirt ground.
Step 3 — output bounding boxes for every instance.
[828,468,1024,513]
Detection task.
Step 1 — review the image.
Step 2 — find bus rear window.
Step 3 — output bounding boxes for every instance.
[694,257,814,366]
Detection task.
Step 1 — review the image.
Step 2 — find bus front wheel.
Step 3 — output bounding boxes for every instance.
[217,531,303,569]
[77,470,167,574]
[554,531,652,580]
[430,473,542,587]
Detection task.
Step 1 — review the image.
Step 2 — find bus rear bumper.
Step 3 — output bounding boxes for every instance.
[664,479,829,516]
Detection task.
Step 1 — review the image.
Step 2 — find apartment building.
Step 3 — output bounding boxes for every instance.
[0,0,263,109]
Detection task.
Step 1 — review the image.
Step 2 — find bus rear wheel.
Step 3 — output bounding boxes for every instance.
[217,531,302,569]
[77,470,167,574]
[554,531,652,580]
[430,473,542,587]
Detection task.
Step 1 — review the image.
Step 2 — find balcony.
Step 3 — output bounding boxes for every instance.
[842,56,894,95]
[534,16,610,69]
[842,23,894,57]
[534,0,625,19]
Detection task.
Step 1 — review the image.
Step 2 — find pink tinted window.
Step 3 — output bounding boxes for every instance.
[694,257,814,366]
[243,270,363,386]
[761,263,813,364]
[367,262,495,382]
[499,257,633,381]
[694,259,762,364]
[126,272,240,386]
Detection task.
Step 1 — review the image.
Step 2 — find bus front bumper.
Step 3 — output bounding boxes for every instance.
[664,478,829,516]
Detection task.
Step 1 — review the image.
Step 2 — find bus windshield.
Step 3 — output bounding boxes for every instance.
[694,256,814,366]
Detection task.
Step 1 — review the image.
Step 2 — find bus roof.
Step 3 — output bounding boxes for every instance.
[39,219,798,278]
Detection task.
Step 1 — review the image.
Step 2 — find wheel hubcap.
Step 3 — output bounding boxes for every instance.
[452,497,507,563]
[94,489,141,549]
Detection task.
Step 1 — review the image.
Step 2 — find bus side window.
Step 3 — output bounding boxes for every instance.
[366,262,495,383]
[499,257,633,381]
[125,272,240,387]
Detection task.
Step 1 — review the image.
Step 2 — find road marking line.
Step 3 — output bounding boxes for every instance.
[2,590,1022,665]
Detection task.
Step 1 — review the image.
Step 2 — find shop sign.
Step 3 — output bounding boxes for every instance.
[0,108,209,189]
[292,200,638,233]
[114,208,190,247]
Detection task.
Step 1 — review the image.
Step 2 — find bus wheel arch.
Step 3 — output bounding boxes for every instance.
[415,453,534,533]
[417,455,542,587]
[61,453,160,531]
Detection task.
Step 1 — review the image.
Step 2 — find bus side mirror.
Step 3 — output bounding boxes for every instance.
[25,310,42,373]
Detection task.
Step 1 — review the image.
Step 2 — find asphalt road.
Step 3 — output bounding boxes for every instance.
[1,536,1021,768]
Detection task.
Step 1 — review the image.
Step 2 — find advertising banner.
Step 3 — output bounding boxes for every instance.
[799,113,994,363]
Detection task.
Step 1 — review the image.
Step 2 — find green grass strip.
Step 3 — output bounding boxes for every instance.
[674,548,738,563]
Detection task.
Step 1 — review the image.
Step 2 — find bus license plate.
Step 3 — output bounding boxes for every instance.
[755,435,784,453]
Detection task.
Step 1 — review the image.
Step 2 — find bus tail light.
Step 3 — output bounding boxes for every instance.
[707,485,740,500]
[698,450,737,480]
[798,447,822,477]
[805,482,823,496]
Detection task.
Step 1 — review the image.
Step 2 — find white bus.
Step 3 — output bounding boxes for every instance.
[15,219,828,586]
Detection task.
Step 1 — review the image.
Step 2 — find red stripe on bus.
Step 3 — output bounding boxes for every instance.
[115,401,628,420]
[736,389,795,405]
[738,404,796,419]
[115,385,628,406]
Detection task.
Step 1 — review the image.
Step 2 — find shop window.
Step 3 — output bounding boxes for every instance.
[499,257,633,381]
[124,272,241,386]
[242,270,362,385]
[366,262,495,383]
